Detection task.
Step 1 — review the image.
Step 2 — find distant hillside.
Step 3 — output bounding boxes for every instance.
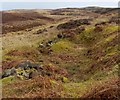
[82,7,119,14]
[2,7,119,34]
[2,10,54,34]
[2,11,54,23]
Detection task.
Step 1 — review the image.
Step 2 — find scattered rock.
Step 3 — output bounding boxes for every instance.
[16,60,31,70]
[22,71,30,79]
[22,71,37,79]
[10,67,16,75]
[2,68,16,78]
[38,40,54,54]
[46,40,53,46]
[16,60,40,70]
[39,43,45,48]
[29,72,38,79]
[2,61,43,79]
[39,47,52,54]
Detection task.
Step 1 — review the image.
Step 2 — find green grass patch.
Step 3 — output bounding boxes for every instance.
[79,27,102,46]
[97,33,117,47]
[102,25,118,34]
[105,45,118,56]
[51,39,74,52]
[2,76,15,84]
[3,55,23,61]
[63,82,88,97]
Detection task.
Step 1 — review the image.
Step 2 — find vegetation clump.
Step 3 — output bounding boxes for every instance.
[57,19,90,30]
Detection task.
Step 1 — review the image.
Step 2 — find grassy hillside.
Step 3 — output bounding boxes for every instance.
[1,7,119,99]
